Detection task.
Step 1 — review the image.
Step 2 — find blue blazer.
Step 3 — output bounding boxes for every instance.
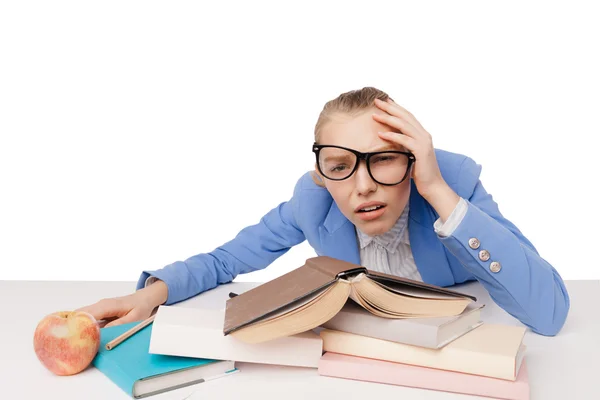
[137,149,570,336]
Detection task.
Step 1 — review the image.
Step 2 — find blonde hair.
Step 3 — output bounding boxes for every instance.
[311,87,392,187]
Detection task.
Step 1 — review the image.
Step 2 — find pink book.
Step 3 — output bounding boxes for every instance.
[318,352,530,400]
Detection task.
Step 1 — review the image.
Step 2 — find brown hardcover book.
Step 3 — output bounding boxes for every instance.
[224,256,477,344]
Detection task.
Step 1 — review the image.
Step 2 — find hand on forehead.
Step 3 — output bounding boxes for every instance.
[319,108,407,153]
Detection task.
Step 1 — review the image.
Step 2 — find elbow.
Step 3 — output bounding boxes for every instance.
[528,287,571,337]
[530,316,566,337]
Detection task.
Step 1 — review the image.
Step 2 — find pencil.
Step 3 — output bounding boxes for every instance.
[105,314,155,350]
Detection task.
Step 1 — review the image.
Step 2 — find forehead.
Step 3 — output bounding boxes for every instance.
[319,108,406,152]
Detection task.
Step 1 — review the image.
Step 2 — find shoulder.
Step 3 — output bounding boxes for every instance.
[434,148,483,199]
[292,170,333,200]
[288,171,333,227]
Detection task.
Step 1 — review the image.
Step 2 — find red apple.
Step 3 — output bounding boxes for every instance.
[33,310,101,376]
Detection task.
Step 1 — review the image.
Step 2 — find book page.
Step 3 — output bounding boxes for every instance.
[369,276,466,300]
[349,284,431,318]
[353,276,471,317]
[515,344,526,376]
[229,280,352,343]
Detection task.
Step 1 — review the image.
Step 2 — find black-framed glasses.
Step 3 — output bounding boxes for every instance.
[312,143,415,186]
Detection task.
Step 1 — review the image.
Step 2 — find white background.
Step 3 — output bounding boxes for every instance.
[1,1,598,284]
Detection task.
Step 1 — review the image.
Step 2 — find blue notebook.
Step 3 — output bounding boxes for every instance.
[92,321,237,398]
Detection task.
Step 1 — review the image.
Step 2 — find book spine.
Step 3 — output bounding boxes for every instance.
[320,330,514,380]
[149,323,323,368]
[322,310,437,348]
[318,354,529,400]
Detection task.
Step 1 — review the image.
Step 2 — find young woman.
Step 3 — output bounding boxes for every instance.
[77,87,570,336]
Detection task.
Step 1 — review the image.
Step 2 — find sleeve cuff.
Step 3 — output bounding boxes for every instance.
[145,276,159,287]
[434,197,468,237]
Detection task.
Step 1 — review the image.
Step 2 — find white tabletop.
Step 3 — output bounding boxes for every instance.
[1,279,599,400]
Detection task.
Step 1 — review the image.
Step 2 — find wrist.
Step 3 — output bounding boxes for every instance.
[421,181,460,222]
[420,179,450,202]
[138,279,169,308]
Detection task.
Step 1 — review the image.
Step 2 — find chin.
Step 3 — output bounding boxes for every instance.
[357,220,393,236]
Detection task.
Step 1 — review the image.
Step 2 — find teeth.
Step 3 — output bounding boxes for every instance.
[361,205,382,212]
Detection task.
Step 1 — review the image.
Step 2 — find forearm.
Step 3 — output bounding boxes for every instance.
[136,250,245,305]
[439,199,570,336]
[135,196,306,305]
[137,279,168,308]
[421,181,461,223]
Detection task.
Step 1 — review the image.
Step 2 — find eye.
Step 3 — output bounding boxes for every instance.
[372,155,398,164]
[330,164,348,172]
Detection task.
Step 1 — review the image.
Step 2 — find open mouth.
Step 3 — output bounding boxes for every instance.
[357,205,386,213]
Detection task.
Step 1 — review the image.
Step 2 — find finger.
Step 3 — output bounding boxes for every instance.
[377,131,417,153]
[104,311,147,328]
[386,98,425,131]
[75,298,127,322]
[374,98,424,130]
[96,316,118,326]
[372,112,421,139]
[98,319,111,328]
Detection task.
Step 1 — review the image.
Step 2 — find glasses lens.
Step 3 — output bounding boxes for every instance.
[369,152,410,184]
[318,147,357,180]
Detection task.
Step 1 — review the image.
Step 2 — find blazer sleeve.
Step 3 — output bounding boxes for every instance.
[135,179,306,305]
[437,156,570,336]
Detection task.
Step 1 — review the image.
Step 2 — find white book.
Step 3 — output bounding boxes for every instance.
[321,300,484,349]
[149,305,323,368]
[320,324,527,381]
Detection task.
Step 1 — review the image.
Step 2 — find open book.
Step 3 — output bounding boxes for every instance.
[224,256,477,344]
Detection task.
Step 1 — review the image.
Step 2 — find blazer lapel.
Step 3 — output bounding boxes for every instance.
[318,200,361,265]
[408,180,455,287]
[316,181,456,288]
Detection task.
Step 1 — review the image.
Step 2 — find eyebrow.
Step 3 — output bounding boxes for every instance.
[323,154,354,163]
[370,145,397,152]
[370,144,409,153]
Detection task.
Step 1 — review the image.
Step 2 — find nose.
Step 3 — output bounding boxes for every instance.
[354,160,377,196]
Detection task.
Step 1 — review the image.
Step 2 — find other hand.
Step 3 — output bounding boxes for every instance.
[76,281,168,328]
[372,98,447,200]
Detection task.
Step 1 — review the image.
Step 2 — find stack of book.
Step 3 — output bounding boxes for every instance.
[147,256,530,399]
[318,320,529,400]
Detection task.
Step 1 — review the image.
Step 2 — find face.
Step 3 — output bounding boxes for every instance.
[317,107,412,236]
